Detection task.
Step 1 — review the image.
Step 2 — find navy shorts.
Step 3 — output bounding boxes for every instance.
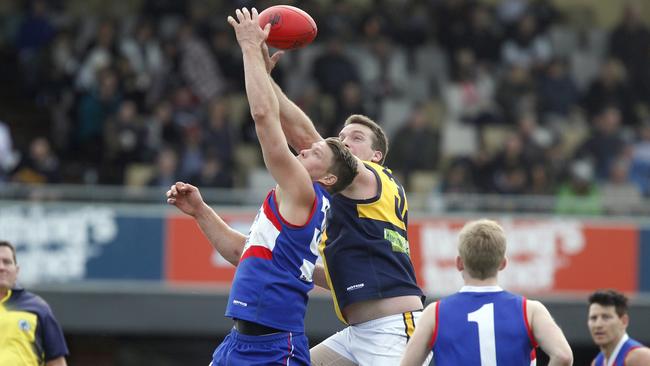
[210,328,310,366]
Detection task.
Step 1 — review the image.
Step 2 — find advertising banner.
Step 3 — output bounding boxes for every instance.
[0,205,164,283]
[412,218,639,296]
[165,213,255,285]
[2,202,645,296]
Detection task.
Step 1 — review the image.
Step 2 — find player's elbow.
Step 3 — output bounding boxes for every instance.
[227,248,242,267]
[549,349,573,366]
[250,107,271,123]
[250,102,279,124]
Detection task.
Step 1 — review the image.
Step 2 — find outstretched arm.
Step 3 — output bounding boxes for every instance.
[528,300,573,366]
[272,77,323,151]
[166,182,245,266]
[400,302,436,366]
[229,8,314,215]
[261,44,323,151]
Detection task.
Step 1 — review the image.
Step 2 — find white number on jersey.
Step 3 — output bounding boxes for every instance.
[467,303,497,366]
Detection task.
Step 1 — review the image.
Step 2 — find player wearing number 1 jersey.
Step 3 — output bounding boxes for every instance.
[400,219,573,366]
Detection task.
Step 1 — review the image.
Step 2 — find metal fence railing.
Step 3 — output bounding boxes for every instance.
[1,183,649,216]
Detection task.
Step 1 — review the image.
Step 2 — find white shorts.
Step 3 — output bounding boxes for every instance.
[321,310,432,366]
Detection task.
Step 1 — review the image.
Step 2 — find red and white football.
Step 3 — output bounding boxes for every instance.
[258,5,317,50]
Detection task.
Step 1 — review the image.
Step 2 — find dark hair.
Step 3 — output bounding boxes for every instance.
[0,241,17,264]
[589,289,628,317]
[343,114,388,164]
[325,137,358,194]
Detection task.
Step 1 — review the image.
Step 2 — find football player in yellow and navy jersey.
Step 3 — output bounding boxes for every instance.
[0,241,69,366]
[267,44,426,362]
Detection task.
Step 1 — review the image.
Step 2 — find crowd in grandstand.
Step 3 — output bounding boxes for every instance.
[0,0,649,214]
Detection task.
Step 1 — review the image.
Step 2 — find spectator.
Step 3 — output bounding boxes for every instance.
[11,137,60,184]
[189,154,233,188]
[434,0,475,56]
[489,134,530,194]
[145,100,183,153]
[177,125,204,181]
[203,98,235,170]
[76,20,118,91]
[15,0,55,96]
[555,160,602,215]
[601,158,642,214]
[312,38,360,98]
[333,81,368,136]
[75,68,122,164]
[352,37,409,108]
[443,48,497,126]
[148,147,179,188]
[147,39,183,106]
[582,58,636,125]
[210,29,244,93]
[537,59,579,120]
[440,158,477,194]
[295,84,336,138]
[575,106,627,181]
[0,121,17,183]
[177,23,224,102]
[501,13,552,70]
[516,113,548,163]
[609,2,650,105]
[496,64,537,124]
[104,100,148,183]
[629,122,650,196]
[386,103,439,186]
[458,4,502,65]
[527,162,555,196]
[119,20,163,94]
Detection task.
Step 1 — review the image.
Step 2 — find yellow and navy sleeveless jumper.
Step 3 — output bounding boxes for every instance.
[0,287,69,366]
[320,161,423,323]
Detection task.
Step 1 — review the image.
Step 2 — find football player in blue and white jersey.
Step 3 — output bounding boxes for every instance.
[400,219,573,366]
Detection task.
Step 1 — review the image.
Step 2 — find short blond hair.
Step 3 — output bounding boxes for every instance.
[458,219,506,280]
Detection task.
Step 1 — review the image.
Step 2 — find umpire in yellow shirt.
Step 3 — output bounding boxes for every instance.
[0,241,68,366]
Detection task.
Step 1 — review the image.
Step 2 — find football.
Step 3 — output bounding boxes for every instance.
[258,5,317,50]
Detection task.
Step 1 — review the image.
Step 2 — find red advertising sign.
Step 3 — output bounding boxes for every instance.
[411,218,638,296]
[165,213,255,284]
[166,212,639,295]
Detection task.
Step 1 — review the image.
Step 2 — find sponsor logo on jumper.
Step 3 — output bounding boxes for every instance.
[385,228,409,255]
[18,319,31,332]
[346,283,365,292]
[233,300,248,307]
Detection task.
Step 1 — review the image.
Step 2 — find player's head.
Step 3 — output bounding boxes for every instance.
[457,219,507,280]
[0,241,19,292]
[338,115,388,164]
[298,137,358,194]
[587,289,629,348]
